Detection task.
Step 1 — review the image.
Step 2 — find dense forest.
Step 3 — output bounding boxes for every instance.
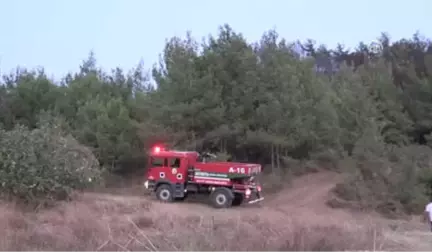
[1,24,432,214]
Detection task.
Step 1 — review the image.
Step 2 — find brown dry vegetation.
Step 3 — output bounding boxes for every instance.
[0,171,429,251]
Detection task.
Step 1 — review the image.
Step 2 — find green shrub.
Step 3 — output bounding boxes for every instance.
[0,124,101,204]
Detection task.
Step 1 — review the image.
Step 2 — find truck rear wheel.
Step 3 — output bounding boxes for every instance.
[156,184,174,202]
[210,188,233,208]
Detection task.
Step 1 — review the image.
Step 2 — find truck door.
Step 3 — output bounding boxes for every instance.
[168,157,186,183]
[149,156,169,181]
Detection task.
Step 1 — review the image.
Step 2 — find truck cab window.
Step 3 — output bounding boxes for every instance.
[169,158,181,168]
[151,157,166,167]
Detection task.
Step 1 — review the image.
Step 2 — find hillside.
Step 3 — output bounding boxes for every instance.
[2,25,432,250]
[0,171,430,251]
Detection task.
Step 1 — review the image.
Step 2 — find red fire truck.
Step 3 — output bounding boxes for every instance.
[143,145,264,208]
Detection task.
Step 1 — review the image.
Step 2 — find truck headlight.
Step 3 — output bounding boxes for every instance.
[144,180,149,189]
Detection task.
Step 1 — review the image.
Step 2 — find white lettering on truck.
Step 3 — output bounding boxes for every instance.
[229,167,246,173]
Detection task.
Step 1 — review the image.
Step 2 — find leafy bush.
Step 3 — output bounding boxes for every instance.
[0,123,101,204]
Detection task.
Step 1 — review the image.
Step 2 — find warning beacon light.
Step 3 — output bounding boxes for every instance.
[152,145,165,154]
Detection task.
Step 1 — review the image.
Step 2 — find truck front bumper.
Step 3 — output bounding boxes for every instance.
[248,197,264,204]
[245,190,264,204]
[143,180,155,191]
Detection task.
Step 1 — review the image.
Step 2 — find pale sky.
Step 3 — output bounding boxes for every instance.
[0,0,430,80]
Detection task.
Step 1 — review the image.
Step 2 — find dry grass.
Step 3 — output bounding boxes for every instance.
[0,193,392,251]
[0,171,422,251]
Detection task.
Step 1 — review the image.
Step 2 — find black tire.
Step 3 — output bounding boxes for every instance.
[210,188,233,208]
[156,184,174,203]
[232,193,244,206]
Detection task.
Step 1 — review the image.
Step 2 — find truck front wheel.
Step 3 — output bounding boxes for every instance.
[156,184,174,203]
[210,188,233,208]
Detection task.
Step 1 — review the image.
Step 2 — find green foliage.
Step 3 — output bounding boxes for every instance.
[0,119,101,204]
[1,24,432,212]
[334,130,432,215]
